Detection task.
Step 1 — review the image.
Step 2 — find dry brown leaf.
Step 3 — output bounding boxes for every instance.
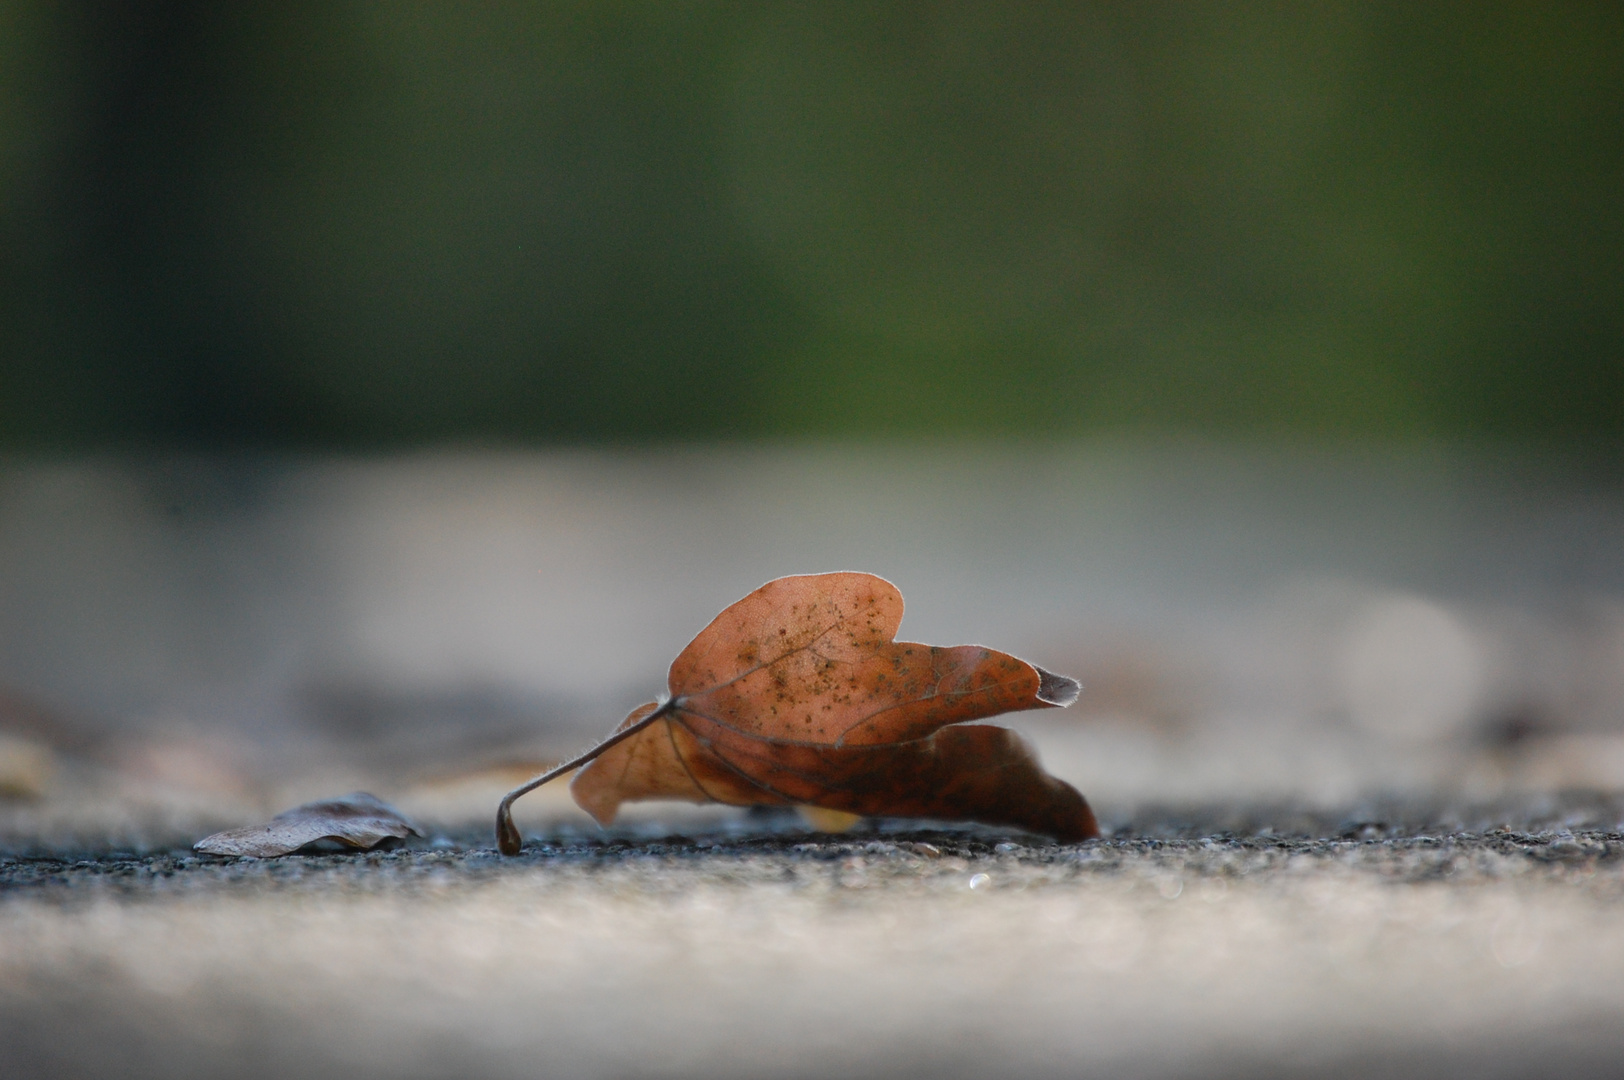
[194,792,422,857]
[497,573,1097,851]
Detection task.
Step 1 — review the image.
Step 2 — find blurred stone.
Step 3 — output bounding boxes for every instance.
[1335,593,1485,743]
[0,734,52,799]
[118,734,255,800]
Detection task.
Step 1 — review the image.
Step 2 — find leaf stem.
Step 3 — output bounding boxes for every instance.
[494,698,676,855]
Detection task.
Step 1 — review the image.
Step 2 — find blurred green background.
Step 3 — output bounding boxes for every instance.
[1,1,1620,447]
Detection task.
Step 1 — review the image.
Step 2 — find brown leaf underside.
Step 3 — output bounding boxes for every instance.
[571,572,1097,841]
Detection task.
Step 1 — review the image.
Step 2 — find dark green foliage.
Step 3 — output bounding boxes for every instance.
[1,1,1620,446]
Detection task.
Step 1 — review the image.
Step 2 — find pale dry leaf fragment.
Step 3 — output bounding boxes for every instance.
[194,792,422,857]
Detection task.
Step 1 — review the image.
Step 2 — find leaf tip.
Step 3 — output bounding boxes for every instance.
[1035,667,1080,707]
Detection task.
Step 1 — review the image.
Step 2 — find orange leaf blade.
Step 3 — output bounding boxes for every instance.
[563,572,1097,841]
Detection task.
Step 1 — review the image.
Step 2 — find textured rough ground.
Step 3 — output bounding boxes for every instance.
[4,800,1624,1080]
[3,447,1621,1076]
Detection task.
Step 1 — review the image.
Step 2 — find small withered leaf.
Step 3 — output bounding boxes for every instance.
[496,572,1098,853]
[195,792,422,857]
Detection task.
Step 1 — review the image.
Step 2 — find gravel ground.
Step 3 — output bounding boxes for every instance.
[5,447,1623,1077]
[5,799,1624,1080]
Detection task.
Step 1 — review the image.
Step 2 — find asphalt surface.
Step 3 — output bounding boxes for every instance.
[4,798,1624,1080]
[5,447,1624,1076]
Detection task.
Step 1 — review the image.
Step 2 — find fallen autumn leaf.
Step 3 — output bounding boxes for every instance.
[195,792,423,857]
[497,572,1097,852]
